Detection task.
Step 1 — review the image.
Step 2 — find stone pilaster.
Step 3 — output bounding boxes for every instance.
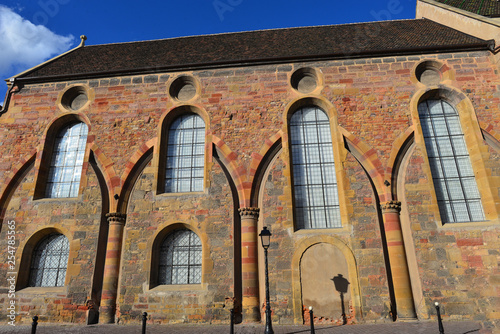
[238,207,261,322]
[380,201,417,320]
[99,212,126,324]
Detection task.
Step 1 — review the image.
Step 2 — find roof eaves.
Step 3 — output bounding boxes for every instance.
[15,40,494,85]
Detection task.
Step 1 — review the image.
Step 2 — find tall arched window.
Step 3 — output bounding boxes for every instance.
[165,114,205,193]
[418,99,485,223]
[158,229,202,284]
[46,122,88,198]
[29,233,69,287]
[290,106,341,229]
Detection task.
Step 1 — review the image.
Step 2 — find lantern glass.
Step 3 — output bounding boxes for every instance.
[259,227,271,249]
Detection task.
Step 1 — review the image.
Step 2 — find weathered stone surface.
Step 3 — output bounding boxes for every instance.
[0,50,499,330]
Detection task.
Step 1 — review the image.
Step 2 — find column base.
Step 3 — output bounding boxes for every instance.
[98,306,115,324]
[242,306,261,323]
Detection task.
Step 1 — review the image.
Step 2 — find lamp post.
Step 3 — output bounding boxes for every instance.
[259,226,274,334]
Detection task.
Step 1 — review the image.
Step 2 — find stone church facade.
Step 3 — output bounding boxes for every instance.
[1,1,500,331]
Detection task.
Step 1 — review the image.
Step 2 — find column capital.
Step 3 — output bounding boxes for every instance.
[106,212,127,225]
[380,201,402,213]
[238,207,260,219]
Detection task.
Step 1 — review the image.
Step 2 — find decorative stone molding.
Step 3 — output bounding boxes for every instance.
[380,201,402,214]
[106,212,127,224]
[238,207,260,219]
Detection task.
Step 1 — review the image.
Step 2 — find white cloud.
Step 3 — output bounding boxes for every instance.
[0,5,74,78]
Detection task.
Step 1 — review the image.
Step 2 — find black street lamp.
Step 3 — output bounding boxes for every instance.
[259,226,274,334]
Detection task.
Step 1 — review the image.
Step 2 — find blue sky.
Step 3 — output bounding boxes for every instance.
[0,0,416,103]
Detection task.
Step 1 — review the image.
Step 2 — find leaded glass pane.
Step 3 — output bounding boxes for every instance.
[29,234,69,287]
[457,157,474,176]
[158,229,202,285]
[436,137,453,156]
[452,201,470,222]
[441,158,459,178]
[290,106,341,230]
[419,100,485,223]
[462,178,481,198]
[429,158,444,179]
[434,179,449,201]
[320,144,335,163]
[446,117,462,135]
[451,137,469,155]
[432,118,447,133]
[165,114,205,193]
[46,123,88,198]
[306,145,321,163]
[425,138,439,157]
[468,200,485,219]
[193,168,204,178]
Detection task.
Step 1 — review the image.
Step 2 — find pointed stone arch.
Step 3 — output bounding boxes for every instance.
[480,124,500,153]
[0,152,36,224]
[211,135,248,207]
[386,126,416,201]
[88,144,119,210]
[249,131,283,208]
[117,138,156,214]
[340,127,386,200]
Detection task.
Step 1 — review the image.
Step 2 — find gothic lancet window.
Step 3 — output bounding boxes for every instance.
[46,122,88,198]
[29,233,69,287]
[418,99,485,223]
[158,229,202,284]
[165,114,205,193]
[290,105,341,229]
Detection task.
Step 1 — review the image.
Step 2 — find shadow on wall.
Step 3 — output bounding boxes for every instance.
[332,274,350,325]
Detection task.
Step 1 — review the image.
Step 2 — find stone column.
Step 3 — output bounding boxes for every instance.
[238,207,261,322]
[380,201,417,320]
[99,212,126,324]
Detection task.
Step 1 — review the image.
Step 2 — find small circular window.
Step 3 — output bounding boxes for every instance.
[169,76,198,101]
[415,61,443,86]
[291,68,319,94]
[61,86,89,111]
[419,69,441,86]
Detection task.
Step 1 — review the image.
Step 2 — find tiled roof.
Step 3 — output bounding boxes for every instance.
[432,0,500,17]
[18,19,491,81]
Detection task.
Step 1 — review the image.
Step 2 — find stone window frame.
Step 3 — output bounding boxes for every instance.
[148,223,208,290]
[284,97,350,232]
[57,84,94,113]
[410,87,499,226]
[16,227,73,291]
[28,233,69,287]
[156,106,209,195]
[44,122,88,198]
[33,114,91,200]
[417,99,485,223]
[157,229,202,285]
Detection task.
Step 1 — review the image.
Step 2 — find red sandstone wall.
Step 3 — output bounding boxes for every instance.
[0,50,499,328]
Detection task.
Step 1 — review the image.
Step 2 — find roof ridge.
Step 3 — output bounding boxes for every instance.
[83,18,424,48]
